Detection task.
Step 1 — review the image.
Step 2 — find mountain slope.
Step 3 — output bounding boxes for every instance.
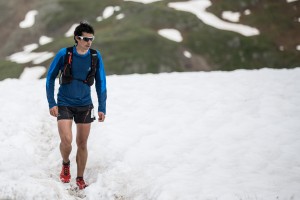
[0,0,299,80]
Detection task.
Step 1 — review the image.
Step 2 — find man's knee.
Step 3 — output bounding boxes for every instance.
[61,136,72,148]
[76,140,87,150]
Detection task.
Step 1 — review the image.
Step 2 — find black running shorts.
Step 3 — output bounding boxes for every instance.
[57,105,95,124]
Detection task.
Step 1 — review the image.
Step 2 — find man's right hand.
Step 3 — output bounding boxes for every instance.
[49,106,58,117]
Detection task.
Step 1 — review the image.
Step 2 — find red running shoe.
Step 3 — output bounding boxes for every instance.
[76,177,88,190]
[60,162,71,183]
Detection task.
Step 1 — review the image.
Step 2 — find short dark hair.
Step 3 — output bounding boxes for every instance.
[74,21,95,44]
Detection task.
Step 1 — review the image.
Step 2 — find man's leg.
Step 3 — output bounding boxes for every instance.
[76,123,91,177]
[58,120,73,163]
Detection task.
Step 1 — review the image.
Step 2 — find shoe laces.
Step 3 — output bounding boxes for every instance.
[63,165,70,175]
[76,177,86,185]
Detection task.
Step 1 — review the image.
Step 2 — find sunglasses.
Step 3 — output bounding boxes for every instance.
[78,36,95,42]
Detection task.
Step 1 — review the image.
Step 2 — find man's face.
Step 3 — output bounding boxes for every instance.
[76,32,94,51]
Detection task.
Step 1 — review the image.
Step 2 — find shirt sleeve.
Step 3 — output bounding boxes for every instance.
[95,50,107,114]
[46,48,66,109]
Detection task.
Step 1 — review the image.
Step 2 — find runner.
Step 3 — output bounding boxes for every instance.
[46,21,107,189]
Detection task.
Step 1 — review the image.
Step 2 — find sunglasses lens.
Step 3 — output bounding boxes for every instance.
[79,36,94,42]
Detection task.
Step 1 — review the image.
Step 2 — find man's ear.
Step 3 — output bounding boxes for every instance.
[74,36,79,43]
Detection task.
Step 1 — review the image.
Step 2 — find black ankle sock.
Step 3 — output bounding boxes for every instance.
[76,176,83,180]
[62,160,70,166]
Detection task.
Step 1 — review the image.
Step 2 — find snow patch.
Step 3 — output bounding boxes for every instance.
[39,36,53,45]
[297,45,300,51]
[168,0,260,37]
[244,9,251,15]
[23,43,39,52]
[183,50,192,58]
[124,0,162,4]
[286,0,298,3]
[279,46,285,51]
[158,29,183,42]
[19,10,38,28]
[103,6,115,19]
[222,11,240,22]
[20,66,46,80]
[97,6,121,21]
[65,24,79,37]
[7,43,54,64]
[116,13,125,20]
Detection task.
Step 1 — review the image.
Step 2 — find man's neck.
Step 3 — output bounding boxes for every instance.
[76,46,88,55]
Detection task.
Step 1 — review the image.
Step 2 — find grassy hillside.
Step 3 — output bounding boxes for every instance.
[0,0,299,80]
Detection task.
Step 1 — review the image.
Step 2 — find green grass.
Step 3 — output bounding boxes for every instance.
[1,0,299,80]
[0,60,24,81]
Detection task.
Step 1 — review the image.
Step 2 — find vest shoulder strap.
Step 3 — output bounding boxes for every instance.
[65,47,73,65]
[89,48,98,68]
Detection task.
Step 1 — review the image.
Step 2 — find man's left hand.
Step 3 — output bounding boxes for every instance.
[98,112,105,122]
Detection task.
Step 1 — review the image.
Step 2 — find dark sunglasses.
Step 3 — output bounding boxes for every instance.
[78,36,95,42]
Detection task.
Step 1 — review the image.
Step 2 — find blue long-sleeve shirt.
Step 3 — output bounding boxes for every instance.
[46,46,107,114]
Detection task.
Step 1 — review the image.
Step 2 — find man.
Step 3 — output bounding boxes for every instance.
[46,21,107,189]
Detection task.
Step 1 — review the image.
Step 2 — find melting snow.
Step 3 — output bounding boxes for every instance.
[158,29,183,42]
[116,13,125,20]
[7,43,54,64]
[184,50,192,58]
[65,24,79,37]
[39,36,53,45]
[19,10,38,28]
[0,69,300,199]
[124,0,162,3]
[168,0,260,37]
[222,11,241,22]
[19,66,46,80]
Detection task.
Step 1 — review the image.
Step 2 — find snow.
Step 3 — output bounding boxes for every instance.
[183,50,192,58]
[23,43,39,52]
[19,10,38,28]
[158,29,183,42]
[168,0,260,37]
[1,68,300,199]
[222,11,240,22]
[297,45,300,51]
[97,6,121,21]
[116,13,125,20]
[244,9,251,15]
[39,36,53,45]
[6,43,54,64]
[19,66,46,80]
[124,0,162,4]
[103,6,115,19]
[286,0,298,3]
[65,24,79,37]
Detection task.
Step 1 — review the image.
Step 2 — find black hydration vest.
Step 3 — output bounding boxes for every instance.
[59,47,98,86]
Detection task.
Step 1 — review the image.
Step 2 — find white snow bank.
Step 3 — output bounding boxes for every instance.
[19,10,38,28]
[65,24,79,37]
[103,6,115,19]
[286,0,298,3]
[7,43,54,64]
[124,0,162,4]
[0,69,300,199]
[183,50,192,58]
[116,13,125,20]
[222,11,240,22]
[19,66,46,80]
[39,36,53,45]
[97,6,121,21]
[168,0,260,36]
[158,29,183,42]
